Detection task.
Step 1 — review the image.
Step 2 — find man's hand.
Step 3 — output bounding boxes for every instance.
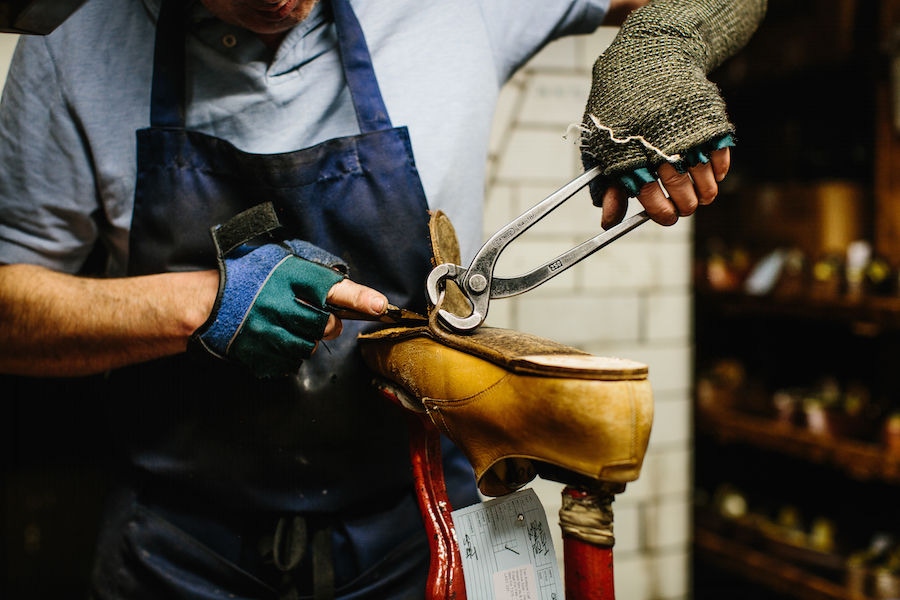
[191,239,387,378]
[581,0,766,227]
[598,147,731,229]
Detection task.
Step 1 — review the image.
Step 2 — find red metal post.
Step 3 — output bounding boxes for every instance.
[561,484,624,600]
[376,384,467,599]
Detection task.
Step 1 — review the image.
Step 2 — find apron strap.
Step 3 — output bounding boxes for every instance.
[150,0,187,128]
[149,0,394,134]
[329,0,393,134]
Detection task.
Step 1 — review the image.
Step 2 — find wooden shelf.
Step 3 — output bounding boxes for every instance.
[695,406,900,485]
[693,3,900,599]
[695,526,871,600]
[695,291,900,335]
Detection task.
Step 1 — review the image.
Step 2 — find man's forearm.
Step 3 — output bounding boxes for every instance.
[0,263,218,377]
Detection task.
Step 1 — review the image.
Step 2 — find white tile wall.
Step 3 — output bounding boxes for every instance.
[0,35,16,82]
[487,29,693,600]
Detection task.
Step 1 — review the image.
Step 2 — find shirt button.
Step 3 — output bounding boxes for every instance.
[222,34,237,48]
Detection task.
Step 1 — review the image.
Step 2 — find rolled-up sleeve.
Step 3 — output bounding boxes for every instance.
[0,35,102,273]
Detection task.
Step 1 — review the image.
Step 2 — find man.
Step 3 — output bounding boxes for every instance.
[0,0,764,597]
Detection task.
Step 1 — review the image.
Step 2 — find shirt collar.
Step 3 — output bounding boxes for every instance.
[140,0,328,66]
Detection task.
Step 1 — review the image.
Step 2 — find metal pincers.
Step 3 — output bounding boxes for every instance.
[426,166,650,334]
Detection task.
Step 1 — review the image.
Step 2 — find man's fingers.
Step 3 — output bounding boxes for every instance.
[685,160,719,206]
[318,279,386,342]
[326,278,388,316]
[600,186,629,229]
[322,315,343,341]
[603,147,731,228]
[636,179,679,226]
[710,147,731,182]
[658,163,699,217]
[682,146,730,207]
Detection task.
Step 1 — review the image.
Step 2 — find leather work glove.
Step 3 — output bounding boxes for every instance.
[581,0,767,199]
[190,204,348,379]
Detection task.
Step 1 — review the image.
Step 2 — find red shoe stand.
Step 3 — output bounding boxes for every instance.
[379,385,621,600]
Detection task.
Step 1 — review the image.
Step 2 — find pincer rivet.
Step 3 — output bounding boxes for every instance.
[468,274,488,294]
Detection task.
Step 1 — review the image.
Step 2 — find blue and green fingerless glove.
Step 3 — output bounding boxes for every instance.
[190,204,347,378]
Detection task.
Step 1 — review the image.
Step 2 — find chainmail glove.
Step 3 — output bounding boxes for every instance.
[581,0,767,197]
[190,204,348,379]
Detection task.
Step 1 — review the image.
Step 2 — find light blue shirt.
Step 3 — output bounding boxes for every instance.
[0,0,609,275]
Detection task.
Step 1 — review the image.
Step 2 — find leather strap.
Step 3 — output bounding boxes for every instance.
[210,202,283,257]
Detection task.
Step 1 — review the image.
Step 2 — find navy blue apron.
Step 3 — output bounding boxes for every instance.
[90,1,478,598]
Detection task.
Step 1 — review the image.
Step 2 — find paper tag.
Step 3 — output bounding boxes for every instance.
[452,488,562,600]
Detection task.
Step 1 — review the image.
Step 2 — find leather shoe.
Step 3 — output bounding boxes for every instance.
[359,324,653,497]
